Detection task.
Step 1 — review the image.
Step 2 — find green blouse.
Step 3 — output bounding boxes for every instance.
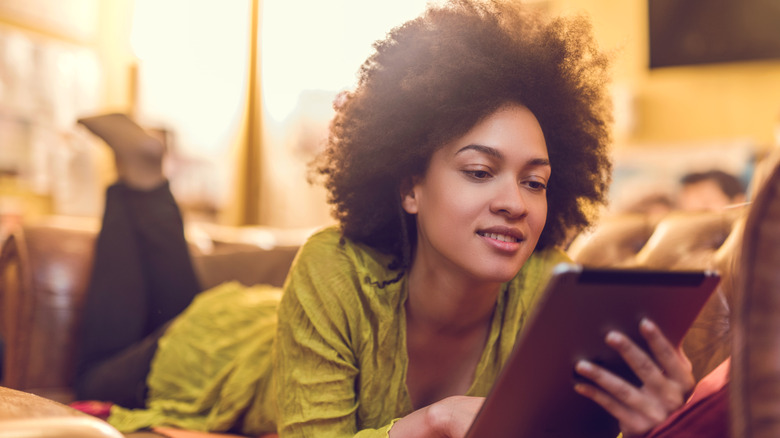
[275,227,569,437]
[108,226,569,437]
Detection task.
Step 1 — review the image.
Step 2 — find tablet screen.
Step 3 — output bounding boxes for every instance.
[465,263,720,438]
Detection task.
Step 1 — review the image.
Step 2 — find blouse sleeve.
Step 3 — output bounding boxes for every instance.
[274,231,397,438]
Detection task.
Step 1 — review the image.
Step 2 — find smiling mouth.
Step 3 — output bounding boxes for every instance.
[477,231,520,243]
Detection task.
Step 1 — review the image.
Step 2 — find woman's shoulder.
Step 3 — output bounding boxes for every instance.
[295,225,400,281]
[299,224,342,247]
[280,226,406,338]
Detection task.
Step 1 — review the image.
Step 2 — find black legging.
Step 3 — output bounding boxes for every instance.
[75,182,202,408]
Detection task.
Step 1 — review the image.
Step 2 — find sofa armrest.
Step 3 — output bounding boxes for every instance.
[0,224,96,403]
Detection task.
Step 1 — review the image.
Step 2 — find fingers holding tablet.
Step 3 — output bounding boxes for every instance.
[639,318,695,394]
[573,358,657,430]
[573,318,696,436]
[573,357,667,435]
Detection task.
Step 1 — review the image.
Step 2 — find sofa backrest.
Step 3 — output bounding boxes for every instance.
[0,222,301,402]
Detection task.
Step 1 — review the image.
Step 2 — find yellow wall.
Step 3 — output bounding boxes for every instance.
[551,0,780,148]
[91,0,779,150]
[4,0,779,150]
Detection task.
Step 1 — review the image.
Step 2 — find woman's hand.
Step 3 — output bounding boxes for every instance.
[573,318,695,437]
[389,395,484,438]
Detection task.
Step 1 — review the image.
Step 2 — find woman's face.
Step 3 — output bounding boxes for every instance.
[402,103,550,285]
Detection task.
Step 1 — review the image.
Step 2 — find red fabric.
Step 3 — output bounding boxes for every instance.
[642,357,730,438]
[69,400,114,420]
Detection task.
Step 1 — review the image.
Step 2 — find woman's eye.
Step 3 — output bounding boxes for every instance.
[464,170,492,180]
[526,180,548,191]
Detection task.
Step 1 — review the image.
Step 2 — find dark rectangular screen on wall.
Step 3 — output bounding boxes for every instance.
[649,0,780,69]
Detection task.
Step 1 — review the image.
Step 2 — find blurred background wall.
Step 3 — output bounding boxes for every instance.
[1,0,779,239]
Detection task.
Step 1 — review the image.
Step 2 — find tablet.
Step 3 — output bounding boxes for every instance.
[465,263,720,438]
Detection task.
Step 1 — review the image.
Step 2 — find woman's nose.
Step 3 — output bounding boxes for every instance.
[490,180,528,219]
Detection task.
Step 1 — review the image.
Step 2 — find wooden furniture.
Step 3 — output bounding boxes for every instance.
[0,386,123,438]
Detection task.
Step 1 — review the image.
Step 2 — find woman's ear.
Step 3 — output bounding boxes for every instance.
[400,178,419,215]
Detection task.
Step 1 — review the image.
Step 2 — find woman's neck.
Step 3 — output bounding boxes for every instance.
[405,256,503,334]
[404,256,502,408]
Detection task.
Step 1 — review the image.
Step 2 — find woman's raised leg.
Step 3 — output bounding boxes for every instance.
[75,114,202,407]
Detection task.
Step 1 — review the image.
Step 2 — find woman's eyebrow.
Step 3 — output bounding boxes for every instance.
[455,144,551,168]
[455,144,503,159]
[529,157,551,168]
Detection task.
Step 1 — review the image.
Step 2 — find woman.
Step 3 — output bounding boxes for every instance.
[276,1,692,436]
[77,1,694,437]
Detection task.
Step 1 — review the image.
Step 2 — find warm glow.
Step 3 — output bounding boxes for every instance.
[130,0,251,158]
[260,0,432,123]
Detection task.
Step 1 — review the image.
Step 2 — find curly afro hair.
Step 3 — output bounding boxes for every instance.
[313,0,613,265]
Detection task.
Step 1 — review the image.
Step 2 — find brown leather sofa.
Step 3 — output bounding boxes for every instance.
[0,217,304,405]
[2,207,746,401]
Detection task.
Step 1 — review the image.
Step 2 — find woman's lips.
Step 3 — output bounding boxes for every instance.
[478,231,518,242]
[476,229,524,252]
